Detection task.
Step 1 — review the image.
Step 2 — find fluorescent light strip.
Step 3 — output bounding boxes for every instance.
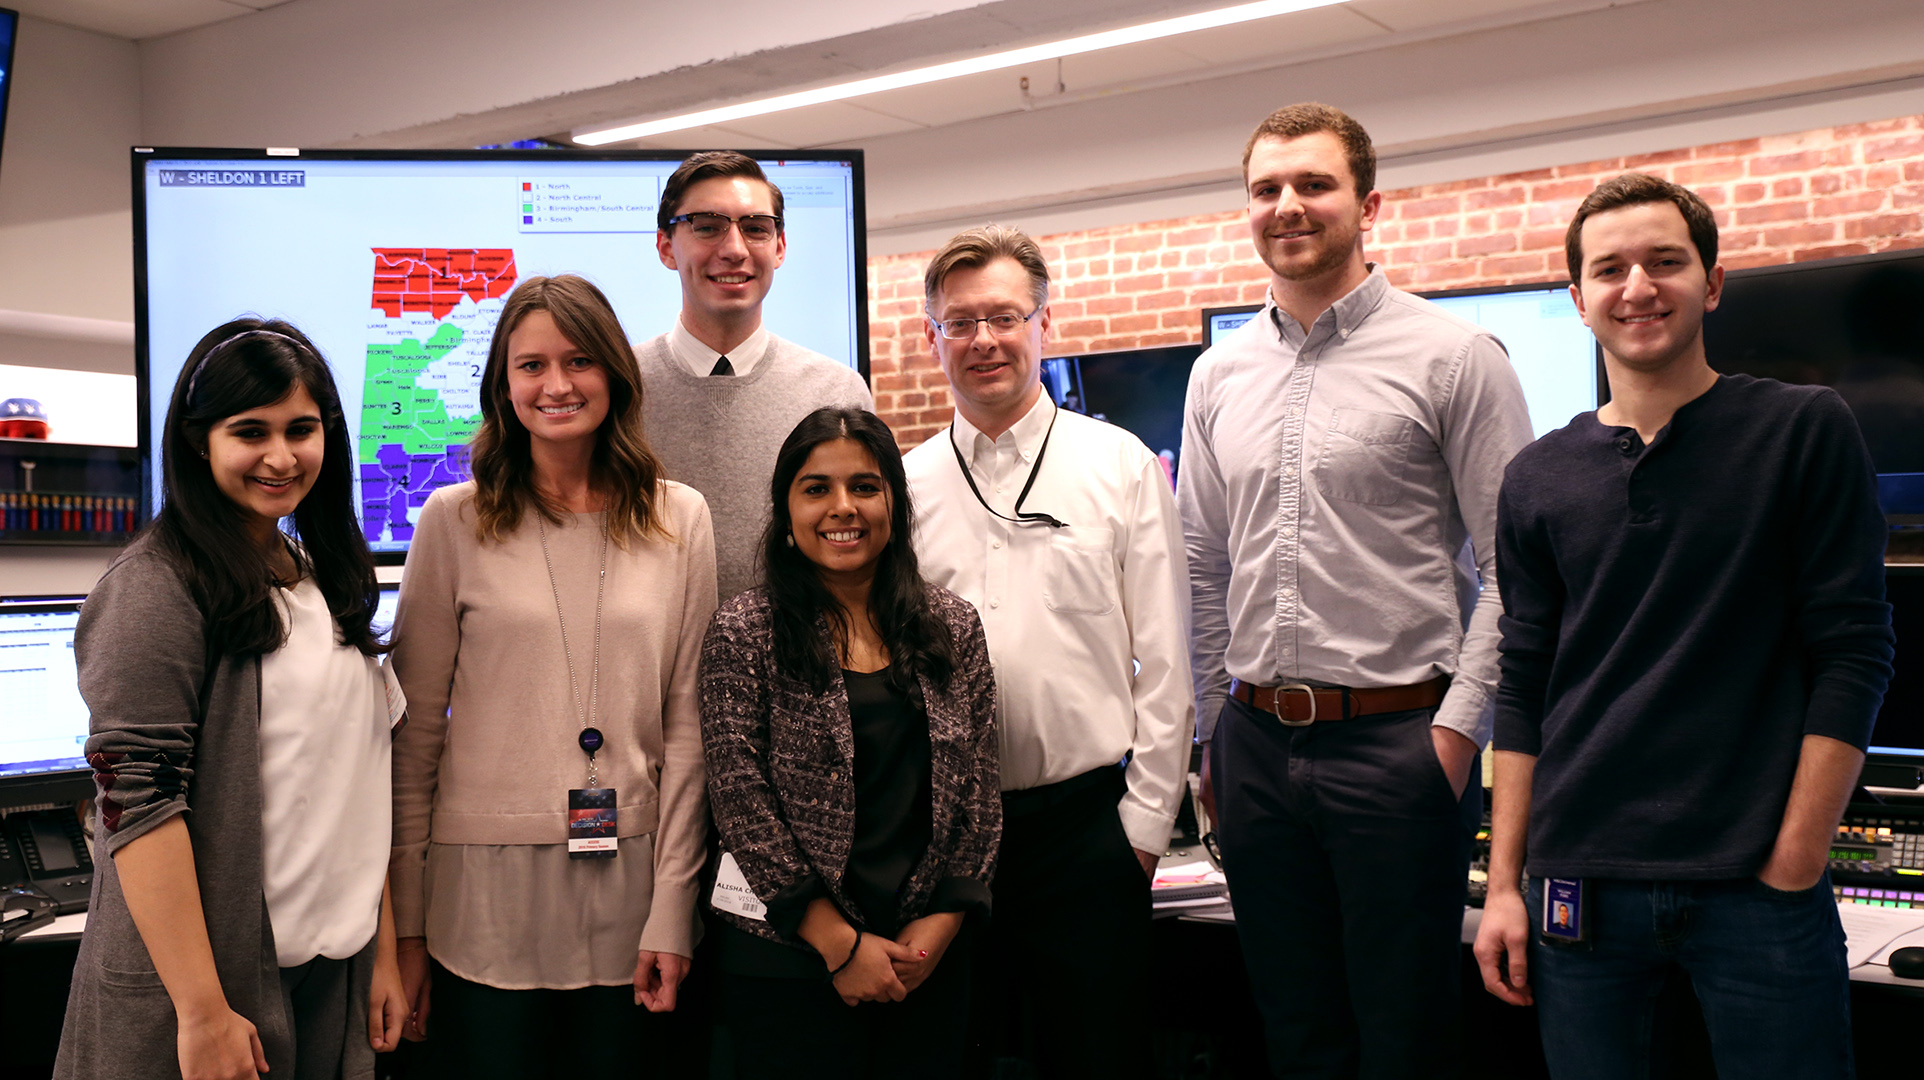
[573,0,1350,145]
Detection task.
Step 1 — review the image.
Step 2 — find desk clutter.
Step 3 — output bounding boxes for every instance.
[1153,849,1232,922]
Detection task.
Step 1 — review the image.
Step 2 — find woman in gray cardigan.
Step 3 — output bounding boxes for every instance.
[56,321,406,1080]
[700,407,1000,1079]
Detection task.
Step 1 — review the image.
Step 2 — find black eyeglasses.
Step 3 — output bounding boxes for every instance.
[928,303,1044,341]
[665,212,783,245]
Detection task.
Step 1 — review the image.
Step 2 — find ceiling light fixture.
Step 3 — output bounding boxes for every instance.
[572,0,1350,146]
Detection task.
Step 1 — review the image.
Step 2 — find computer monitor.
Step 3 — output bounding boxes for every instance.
[1201,304,1261,348]
[1042,344,1201,488]
[1868,564,1924,762]
[0,597,92,807]
[134,147,869,558]
[1419,282,1604,440]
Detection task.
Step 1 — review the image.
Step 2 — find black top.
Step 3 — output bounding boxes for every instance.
[842,666,935,937]
[719,665,955,978]
[1493,375,1894,880]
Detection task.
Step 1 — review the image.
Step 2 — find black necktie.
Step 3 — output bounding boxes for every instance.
[710,356,733,376]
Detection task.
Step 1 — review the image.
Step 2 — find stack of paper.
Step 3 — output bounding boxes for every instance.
[1838,902,1924,969]
[1153,859,1229,911]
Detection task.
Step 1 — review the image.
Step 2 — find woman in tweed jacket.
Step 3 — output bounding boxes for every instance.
[700,407,1000,1078]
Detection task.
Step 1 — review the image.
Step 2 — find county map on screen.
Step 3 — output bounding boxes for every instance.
[360,248,515,542]
[139,154,862,551]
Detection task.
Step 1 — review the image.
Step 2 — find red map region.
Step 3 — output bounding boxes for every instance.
[371,248,517,319]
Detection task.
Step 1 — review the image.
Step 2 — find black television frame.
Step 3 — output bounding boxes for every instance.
[1200,303,1263,349]
[130,146,870,558]
[1869,561,1924,767]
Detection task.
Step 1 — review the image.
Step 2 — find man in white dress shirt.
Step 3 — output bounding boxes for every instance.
[904,224,1194,1079]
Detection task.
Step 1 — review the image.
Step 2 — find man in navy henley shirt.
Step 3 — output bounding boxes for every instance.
[1473,172,1894,1078]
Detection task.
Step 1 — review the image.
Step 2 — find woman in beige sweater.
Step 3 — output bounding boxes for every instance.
[388,275,716,1075]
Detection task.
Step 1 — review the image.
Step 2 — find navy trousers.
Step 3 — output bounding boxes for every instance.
[1212,696,1479,1079]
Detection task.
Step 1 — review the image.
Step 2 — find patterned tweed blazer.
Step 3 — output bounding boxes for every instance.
[699,584,1000,946]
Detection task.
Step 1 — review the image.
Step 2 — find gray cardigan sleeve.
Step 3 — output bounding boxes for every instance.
[78,550,212,854]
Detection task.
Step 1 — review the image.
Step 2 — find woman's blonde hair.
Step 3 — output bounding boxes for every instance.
[467,274,667,546]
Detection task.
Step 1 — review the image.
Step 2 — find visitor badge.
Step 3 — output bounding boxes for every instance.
[711,852,768,922]
[567,788,618,859]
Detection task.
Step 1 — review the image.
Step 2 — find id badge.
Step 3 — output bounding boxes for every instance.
[1540,877,1586,944]
[710,852,768,922]
[567,788,618,859]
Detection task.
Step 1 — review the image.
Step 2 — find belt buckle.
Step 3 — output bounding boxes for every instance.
[1271,682,1317,727]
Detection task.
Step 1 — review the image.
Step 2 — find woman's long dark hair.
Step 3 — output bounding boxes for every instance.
[762,408,955,696]
[151,318,383,657]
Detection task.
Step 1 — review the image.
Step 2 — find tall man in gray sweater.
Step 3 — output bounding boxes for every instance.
[638,151,872,603]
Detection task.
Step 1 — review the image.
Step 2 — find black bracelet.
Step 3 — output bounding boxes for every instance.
[827,928,863,981]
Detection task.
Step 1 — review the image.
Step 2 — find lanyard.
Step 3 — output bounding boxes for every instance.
[537,513,609,785]
[947,407,1068,529]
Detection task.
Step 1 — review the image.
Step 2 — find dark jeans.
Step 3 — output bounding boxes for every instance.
[719,924,971,1080]
[424,959,665,1079]
[1211,696,1478,1079]
[977,764,1152,1079]
[278,953,355,1080]
[1527,874,1854,1079]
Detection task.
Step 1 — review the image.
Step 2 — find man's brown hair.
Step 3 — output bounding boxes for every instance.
[922,224,1051,311]
[1242,102,1376,196]
[657,151,785,233]
[1563,172,1719,282]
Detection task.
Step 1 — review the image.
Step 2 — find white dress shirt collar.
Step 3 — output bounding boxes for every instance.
[669,318,772,378]
[951,391,1056,471]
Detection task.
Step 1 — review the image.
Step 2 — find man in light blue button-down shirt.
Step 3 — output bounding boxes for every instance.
[1180,103,1533,1078]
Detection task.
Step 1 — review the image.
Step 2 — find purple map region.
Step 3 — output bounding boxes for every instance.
[361,442,469,542]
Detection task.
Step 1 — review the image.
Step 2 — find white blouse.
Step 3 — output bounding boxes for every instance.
[258,577,394,967]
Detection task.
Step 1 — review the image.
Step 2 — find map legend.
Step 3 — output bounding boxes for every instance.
[518,177,660,232]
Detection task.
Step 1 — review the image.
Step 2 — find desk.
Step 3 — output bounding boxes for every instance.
[1154,847,1924,1078]
[1158,846,1924,987]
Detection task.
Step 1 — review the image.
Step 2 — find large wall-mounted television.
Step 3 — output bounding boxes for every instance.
[1201,284,1602,441]
[133,148,868,557]
[1418,281,1603,440]
[1704,248,1924,477]
[1043,344,1201,488]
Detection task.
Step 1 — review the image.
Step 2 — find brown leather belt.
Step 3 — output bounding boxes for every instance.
[1229,675,1449,727]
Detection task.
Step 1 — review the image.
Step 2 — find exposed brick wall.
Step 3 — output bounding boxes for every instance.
[869,113,1924,450]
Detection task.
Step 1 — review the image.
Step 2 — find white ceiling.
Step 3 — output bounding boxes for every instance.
[6,0,293,40]
[15,0,1924,264]
[595,0,1611,152]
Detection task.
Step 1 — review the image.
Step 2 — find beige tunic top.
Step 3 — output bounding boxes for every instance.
[389,481,716,989]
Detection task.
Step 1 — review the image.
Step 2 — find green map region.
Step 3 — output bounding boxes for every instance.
[359,322,478,543]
